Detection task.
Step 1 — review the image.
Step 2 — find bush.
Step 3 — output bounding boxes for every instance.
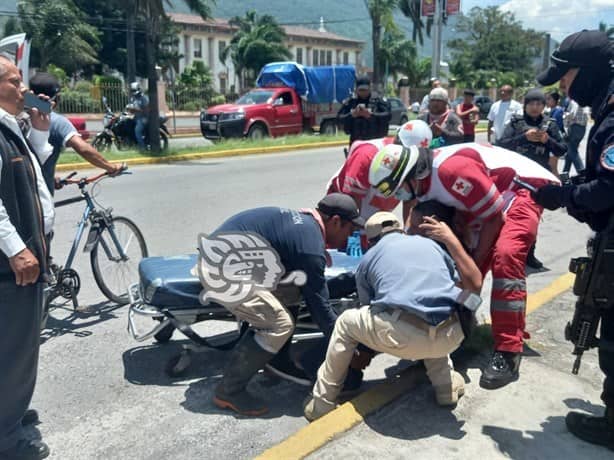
[73,80,93,94]
[46,64,68,87]
[179,101,201,111]
[210,94,226,105]
[57,90,100,114]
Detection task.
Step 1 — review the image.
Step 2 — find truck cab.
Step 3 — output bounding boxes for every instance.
[201,87,303,140]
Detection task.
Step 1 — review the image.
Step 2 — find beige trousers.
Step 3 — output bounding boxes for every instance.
[313,305,465,404]
[224,289,295,353]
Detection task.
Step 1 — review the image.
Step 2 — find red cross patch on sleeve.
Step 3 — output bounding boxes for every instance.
[452,177,473,197]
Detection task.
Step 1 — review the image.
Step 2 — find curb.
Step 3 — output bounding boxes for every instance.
[256,272,574,460]
[56,140,349,172]
[58,128,489,172]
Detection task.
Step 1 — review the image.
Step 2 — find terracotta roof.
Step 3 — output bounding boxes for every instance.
[167,12,364,45]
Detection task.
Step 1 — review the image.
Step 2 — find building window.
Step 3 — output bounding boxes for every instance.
[296,47,303,64]
[343,52,349,65]
[313,49,319,66]
[218,40,226,63]
[219,77,227,94]
[194,38,202,58]
[320,50,326,66]
[326,50,332,65]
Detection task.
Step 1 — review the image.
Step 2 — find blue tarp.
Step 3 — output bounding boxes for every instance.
[256,62,356,104]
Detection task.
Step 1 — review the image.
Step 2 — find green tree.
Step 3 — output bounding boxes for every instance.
[366,0,397,89]
[398,0,435,46]
[135,0,213,153]
[378,28,418,82]
[599,21,614,38]
[3,17,23,37]
[221,10,291,91]
[17,0,101,74]
[448,7,544,88]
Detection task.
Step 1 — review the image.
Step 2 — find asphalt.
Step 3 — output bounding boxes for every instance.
[26,131,608,459]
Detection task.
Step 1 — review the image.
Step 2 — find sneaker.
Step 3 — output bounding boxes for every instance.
[0,439,49,460]
[303,394,336,422]
[265,355,312,386]
[566,408,614,451]
[479,351,521,390]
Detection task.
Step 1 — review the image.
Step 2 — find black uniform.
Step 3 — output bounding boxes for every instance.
[497,113,567,171]
[337,95,391,147]
[533,30,614,450]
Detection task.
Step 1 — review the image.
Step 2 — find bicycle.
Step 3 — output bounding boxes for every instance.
[42,168,148,328]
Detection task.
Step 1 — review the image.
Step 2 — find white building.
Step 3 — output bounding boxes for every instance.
[168,13,364,94]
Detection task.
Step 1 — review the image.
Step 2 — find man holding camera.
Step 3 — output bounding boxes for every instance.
[337,76,391,149]
[531,30,614,451]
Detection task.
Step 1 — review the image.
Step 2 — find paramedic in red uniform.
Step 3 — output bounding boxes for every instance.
[368,141,560,389]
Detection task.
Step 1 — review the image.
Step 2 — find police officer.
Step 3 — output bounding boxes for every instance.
[337,76,391,149]
[532,30,614,451]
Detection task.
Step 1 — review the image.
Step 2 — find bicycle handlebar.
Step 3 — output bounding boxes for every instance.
[60,163,129,186]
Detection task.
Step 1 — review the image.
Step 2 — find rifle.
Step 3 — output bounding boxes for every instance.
[566,215,614,374]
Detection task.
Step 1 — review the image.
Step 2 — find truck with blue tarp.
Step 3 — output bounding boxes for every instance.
[200,62,356,140]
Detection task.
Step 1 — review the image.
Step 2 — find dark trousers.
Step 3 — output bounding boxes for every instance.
[563,123,586,173]
[463,134,475,143]
[600,308,614,408]
[0,282,43,450]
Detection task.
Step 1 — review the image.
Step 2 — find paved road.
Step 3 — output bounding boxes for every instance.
[30,134,603,459]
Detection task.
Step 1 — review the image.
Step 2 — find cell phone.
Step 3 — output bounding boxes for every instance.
[357,103,366,110]
[24,92,51,114]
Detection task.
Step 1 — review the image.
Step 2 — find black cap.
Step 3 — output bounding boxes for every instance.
[317,193,365,227]
[524,88,546,105]
[356,75,371,89]
[537,30,613,86]
[29,72,61,98]
[463,88,476,96]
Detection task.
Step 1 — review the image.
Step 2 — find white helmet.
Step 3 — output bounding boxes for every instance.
[130,82,141,94]
[396,119,432,149]
[368,143,420,198]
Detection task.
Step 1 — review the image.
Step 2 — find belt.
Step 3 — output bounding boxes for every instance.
[378,307,457,337]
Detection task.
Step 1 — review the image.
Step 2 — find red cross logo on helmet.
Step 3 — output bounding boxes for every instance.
[382,156,393,166]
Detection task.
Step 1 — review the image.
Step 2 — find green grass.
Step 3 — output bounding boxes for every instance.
[58,133,350,165]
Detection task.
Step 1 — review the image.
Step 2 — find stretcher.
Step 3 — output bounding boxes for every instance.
[127,251,360,376]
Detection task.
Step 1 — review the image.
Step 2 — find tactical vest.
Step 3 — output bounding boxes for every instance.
[507,115,554,166]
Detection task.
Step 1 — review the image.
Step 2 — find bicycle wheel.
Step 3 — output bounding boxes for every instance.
[90,216,148,304]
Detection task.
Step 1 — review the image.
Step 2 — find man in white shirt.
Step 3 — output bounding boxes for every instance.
[487,85,523,144]
[0,55,54,460]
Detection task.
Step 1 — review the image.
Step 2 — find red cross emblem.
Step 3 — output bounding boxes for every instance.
[404,123,413,131]
[382,156,393,166]
[454,181,464,191]
[420,138,429,147]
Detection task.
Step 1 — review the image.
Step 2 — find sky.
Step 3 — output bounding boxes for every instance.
[462,0,614,41]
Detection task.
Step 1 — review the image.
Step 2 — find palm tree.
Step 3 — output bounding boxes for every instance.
[135,0,213,153]
[221,11,291,92]
[397,0,434,46]
[365,0,397,90]
[599,21,614,38]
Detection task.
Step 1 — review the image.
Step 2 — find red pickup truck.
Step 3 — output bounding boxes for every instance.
[201,62,355,141]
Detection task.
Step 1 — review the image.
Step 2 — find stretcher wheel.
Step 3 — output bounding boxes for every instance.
[154,323,175,343]
[165,350,192,378]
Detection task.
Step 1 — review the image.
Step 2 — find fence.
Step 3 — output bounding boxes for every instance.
[56,81,218,114]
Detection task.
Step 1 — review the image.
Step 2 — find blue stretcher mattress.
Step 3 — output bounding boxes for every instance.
[138,251,360,308]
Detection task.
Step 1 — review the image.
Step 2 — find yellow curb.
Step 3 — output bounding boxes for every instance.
[256,366,425,460]
[55,140,348,172]
[256,272,575,460]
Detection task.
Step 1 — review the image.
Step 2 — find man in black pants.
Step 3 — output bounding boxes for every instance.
[0,56,54,460]
[532,30,614,452]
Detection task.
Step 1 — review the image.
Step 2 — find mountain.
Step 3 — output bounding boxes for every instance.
[166,0,459,67]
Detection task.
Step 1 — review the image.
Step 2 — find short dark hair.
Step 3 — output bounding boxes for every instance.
[413,200,455,229]
[547,91,560,103]
[463,89,476,96]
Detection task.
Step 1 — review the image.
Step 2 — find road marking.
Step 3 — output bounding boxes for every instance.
[256,272,575,460]
[256,366,425,460]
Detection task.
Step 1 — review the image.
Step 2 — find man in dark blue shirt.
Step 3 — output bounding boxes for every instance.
[205,193,362,416]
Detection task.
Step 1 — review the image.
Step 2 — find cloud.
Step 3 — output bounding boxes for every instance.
[499,0,614,40]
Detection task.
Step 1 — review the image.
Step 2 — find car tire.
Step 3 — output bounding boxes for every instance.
[247,123,267,140]
[320,120,337,136]
[399,115,408,125]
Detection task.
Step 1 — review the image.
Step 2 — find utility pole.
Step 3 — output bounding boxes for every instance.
[430,0,443,79]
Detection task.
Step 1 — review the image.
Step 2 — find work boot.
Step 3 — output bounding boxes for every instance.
[339,369,364,399]
[265,340,312,386]
[303,394,337,422]
[566,407,614,451]
[213,331,275,416]
[22,409,39,426]
[434,371,465,406]
[0,439,49,460]
[526,244,543,269]
[479,351,521,390]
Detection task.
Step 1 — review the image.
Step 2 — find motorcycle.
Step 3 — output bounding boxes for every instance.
[91,96,171,151]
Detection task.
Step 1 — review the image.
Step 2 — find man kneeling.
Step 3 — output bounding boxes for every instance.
[304,211,482,421]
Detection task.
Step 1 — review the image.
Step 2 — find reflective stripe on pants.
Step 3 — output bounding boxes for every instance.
[483,190,542,353]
